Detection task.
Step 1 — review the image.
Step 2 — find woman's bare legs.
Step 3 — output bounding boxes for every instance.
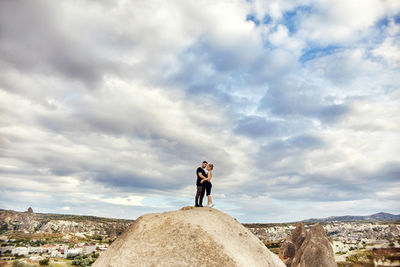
[207,195,214,207]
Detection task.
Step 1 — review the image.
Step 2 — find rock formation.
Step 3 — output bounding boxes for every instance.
[279,223,337,267]
[279,223,307,266]
[93,207,286,267]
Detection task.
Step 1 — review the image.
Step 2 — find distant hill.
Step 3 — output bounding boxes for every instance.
[0,208,133,224]
[0,208,133,240]
[302,212,400,223]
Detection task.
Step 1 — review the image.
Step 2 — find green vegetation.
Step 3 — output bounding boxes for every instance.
[39,258,50,266]
[12,260,39,267]
[327,231,339,236]
[262,241,281,249]
[70,253,99,267]
[345,251,374,266]
[0,223,8,234]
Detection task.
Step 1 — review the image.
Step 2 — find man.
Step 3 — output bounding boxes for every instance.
[195,161,208,207]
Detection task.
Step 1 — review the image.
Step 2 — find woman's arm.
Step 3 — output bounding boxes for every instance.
[206,171,212,181]
[201,172,212,183]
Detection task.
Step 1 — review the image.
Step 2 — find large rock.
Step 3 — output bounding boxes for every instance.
[93,207,285,267]
[290,223,307,250]
[291,224,336,267]
[279,223,307,266]
[280,223,336,267]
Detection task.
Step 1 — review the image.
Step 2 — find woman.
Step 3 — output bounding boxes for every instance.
[201,163,214,208]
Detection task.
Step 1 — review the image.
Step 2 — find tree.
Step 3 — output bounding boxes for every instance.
[39,258,50,266]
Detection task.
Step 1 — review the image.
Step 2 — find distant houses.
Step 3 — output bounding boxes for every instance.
[0,242,107,259]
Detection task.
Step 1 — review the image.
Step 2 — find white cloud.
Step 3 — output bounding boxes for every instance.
[250,0,312,21]
[268,24,305,54]
[373,37,400,67]
[297,0,400,44]
[100,195,145,207]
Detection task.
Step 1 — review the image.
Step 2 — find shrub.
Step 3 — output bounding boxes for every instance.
[71,254,98,266]
[39,258,50,266]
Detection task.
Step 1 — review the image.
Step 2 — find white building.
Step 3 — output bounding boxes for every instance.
[66,248,81,257]
[50,249,63,258]
[12,247,29,256]
[0,246,14,254]
[83,245,97,255]
[29,247,46,254]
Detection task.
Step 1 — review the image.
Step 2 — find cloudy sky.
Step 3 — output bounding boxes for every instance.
[0,0,399,223]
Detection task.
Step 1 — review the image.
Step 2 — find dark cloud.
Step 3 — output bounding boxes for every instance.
[93,171,184,193]
[317,104,350,123]
[234,115,310,137]
[258,134,325,161]
[236,160,400,203]
[0,0,115,87]
[259,80,350,123]
[363,161,400,183]
[234,116,283,138]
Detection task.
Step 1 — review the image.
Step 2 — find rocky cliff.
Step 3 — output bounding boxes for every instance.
[93,207,286,267]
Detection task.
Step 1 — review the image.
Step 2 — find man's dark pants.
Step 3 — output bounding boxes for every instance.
[195,185,205,206]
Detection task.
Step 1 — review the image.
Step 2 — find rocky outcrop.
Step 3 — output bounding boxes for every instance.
[280,223,336,267]
[279,223,307,266]
[0,209,39,232]
[0,209,131,240]
[93,207,286,267]
[289,223,307,249]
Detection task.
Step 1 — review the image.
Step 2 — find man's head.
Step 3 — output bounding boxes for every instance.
[201,161,208,168]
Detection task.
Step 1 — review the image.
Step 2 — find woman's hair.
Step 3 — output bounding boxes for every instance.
[208,164,214,170]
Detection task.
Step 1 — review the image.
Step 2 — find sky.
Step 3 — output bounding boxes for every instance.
[0,0,399,223]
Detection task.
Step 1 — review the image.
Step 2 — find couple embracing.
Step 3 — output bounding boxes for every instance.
[194,161,214,208]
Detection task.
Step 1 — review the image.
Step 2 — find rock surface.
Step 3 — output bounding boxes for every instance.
[291,224,337,267]
[290,223,307,250]
[280,223,337,267]
[93,207,286,267]
[279,223,307,266]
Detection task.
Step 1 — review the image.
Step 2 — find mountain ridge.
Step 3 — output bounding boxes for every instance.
[0,208,134,223]
[1,208,399,226]
[301,212,400,223]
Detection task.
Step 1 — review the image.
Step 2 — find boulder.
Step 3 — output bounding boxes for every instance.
[93,207,285,267]
[279,241,295,266]
[290,223,307,249]
[280,223,336,267]
[291,224,337,267]
[279,223,307,266]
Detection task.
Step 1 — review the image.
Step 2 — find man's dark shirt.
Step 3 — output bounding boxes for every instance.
[196,167,207,186]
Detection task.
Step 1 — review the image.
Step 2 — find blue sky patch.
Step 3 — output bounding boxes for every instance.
[300,45,343,63]
[246,14,260,26]
[282,5,313,34]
